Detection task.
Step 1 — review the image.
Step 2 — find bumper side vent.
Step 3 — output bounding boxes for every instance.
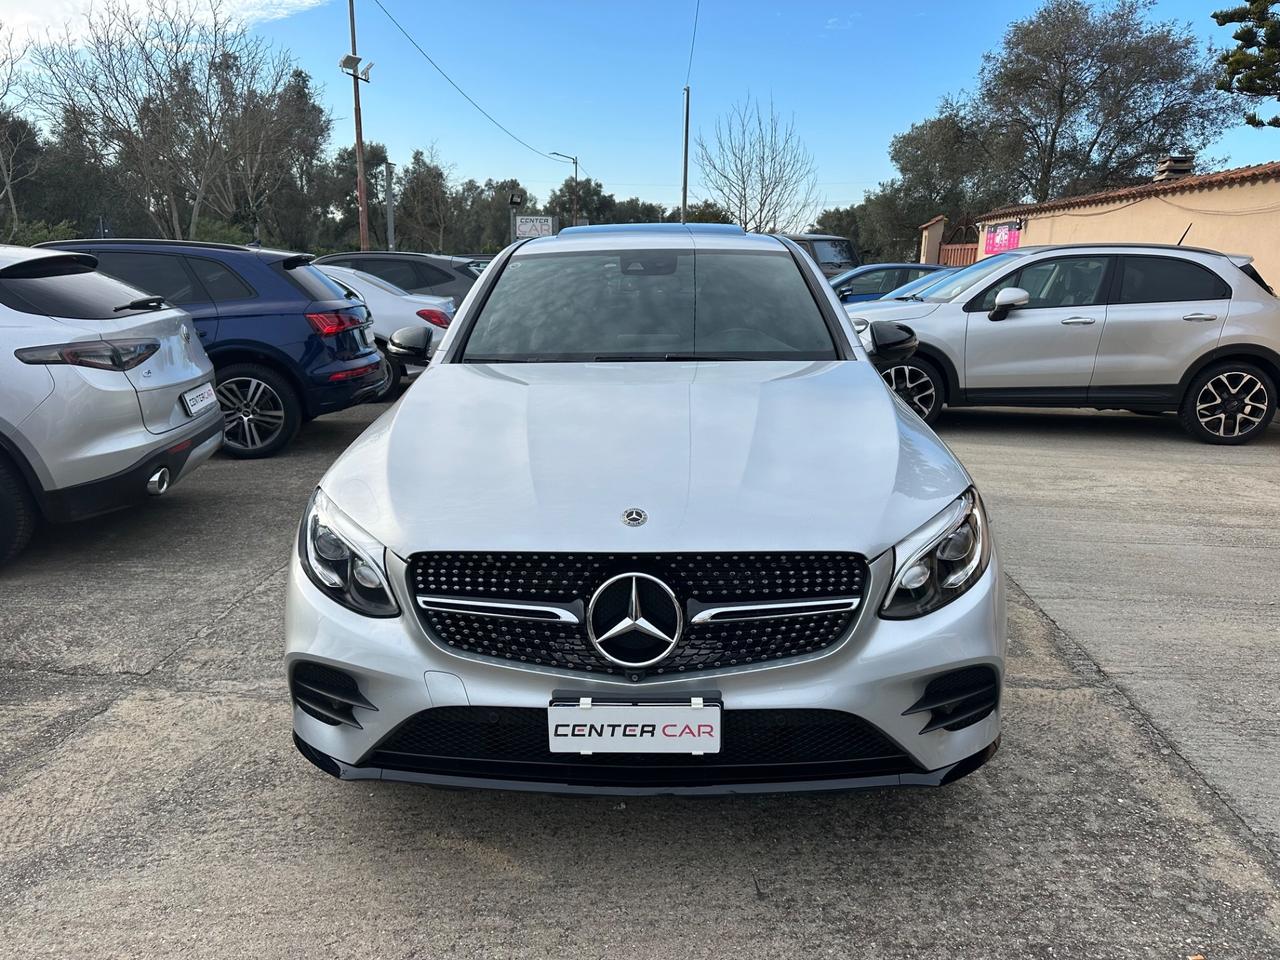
[903,665,999,734]
[290,661,376,729]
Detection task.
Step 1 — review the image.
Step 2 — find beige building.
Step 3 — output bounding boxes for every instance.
[969,160,1280,284]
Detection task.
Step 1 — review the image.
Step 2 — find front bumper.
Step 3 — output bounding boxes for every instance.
[285,549,1006,795]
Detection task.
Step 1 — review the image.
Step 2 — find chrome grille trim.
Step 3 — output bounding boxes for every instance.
[688,596,861,624]
[415,595,583,624]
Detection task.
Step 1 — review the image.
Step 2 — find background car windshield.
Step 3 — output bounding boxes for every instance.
[883,270,954,300]
[922,252,1026,302]
[811,239,855,270]
[461,249,838,361]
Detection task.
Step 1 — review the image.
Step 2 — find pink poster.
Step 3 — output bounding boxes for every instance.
[984,222,1021,254]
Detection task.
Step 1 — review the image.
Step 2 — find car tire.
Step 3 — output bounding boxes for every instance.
[0,455,37,565]
[1179,361,1277,445]
[373,343,403,402]
[215,362,303,459]
[880,357,944,424]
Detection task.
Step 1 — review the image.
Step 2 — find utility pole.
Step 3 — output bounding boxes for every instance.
[680,86,690,223]
[346,0,370,251]
[385,160,396,251]
[551,151,579,225]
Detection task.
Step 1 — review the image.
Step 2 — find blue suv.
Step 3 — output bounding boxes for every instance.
[43,240,386,458]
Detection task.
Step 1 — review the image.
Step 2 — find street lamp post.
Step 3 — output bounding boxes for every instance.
[340,0,373,251]
[550,151,579,226]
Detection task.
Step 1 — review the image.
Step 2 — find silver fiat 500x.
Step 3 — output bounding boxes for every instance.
[284,223,1005,796]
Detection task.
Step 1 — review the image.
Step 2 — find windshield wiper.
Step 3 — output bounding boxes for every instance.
[894,294,923,302]
[461,355,536,363]
[114,296,166,312]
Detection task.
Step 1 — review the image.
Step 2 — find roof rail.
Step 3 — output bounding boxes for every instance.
[557,223,744,237]
[34,237,253,252]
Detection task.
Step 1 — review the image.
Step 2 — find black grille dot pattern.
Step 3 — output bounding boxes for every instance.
[408,552,867,679]
[368,707,910,771]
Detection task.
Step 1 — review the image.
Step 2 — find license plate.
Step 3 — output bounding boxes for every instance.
[181,382,217,417]
[547,700,721,754]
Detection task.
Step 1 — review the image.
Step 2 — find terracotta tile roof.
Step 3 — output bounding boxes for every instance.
[977,161,1280,222]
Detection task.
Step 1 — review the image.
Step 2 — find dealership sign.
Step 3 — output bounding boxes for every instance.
[984,221,1022,254]
[514,215,556,238]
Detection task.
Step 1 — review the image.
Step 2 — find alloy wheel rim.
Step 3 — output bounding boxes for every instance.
[882,364,936,418]
[216,377,286,451]
[1195,371,1268,438]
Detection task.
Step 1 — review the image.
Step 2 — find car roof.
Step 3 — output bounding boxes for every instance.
[1012,242,1245,260]
[39,238,308,262]
[0,243,97,272]
[518,222,779,254]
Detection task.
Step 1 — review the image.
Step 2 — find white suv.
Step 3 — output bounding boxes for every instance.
[0,246,222,564]
[847,244,1279,443]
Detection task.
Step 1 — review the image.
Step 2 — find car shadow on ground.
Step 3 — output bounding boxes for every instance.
[935,406,1280,446]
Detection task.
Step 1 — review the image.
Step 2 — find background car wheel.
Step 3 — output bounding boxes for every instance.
[0,455,37,565]
[881,357,944,424]
[215,363,302,459]
[373,344,403,402]
[1179,361,1276,445]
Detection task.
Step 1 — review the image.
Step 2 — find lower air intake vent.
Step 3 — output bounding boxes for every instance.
[360,707,919,787]
[290,661,376,728]
[903,665,999,734]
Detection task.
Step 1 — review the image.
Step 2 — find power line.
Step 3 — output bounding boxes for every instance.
[369,0,566,165]
[684,0,702,86]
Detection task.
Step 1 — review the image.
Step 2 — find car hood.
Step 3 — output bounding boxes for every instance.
[843,300,944,323]
[321,360,971,559]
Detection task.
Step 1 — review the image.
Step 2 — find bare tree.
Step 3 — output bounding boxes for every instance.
[0,25,38,239]
[30,0,296,239]
[696,97,819,233]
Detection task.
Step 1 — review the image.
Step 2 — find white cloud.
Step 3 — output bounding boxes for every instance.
[0,0,329,38]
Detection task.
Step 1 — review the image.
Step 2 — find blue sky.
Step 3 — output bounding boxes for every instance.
[250,0,1278,211]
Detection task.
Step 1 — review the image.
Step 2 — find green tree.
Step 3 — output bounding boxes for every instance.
[611,196,666,223]
[971,0,1233,203]
[546,176,615,227]
[665,199,733,223]
[811,205,858,246]
[1213,1,1280,127]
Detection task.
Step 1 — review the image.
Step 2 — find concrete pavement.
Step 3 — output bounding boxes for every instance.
[1,404,1277,958]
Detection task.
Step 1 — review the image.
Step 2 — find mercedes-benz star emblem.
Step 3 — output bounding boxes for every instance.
[587,573,682,668]
[621,507,648,527]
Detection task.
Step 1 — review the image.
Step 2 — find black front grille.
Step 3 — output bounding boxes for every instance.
[408,552,867,678]
[363,707,917,787]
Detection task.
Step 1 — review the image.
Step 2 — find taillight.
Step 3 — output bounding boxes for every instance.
[15,338,160,371]
[328,362,381,382]
[416,308,451,329]
[306,310,365,336]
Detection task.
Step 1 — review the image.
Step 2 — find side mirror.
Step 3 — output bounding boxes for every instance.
[836,285,852,300]
[386,325,434,363]
[869,321,918,365]
[988,286,1029,322]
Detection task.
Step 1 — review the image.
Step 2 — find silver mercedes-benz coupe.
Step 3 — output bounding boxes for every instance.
[284,223,1006,796]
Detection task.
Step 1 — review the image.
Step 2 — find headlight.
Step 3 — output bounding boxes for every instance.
[298,487,399,617]
[882,488,991,619]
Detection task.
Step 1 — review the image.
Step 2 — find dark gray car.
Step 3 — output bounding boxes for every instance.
[314,252,482,306]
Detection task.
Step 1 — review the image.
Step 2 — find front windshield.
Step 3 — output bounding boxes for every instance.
[922,252,1027,302]
[881,270,955,300]
[811,239,856,270]
[460,248,838,362]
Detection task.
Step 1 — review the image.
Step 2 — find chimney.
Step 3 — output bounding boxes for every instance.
[1153,155,1194,182]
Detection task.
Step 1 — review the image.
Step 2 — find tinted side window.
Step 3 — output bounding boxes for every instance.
[416,262,454,286]
[187,257,254,301]
[904,268,934,283]
[272,261,352,301]
[361,258,428,292]
[1117,257,1231,303]
[844,269,897,296]
[977,257,1109,310]
[0,259,169,319]
[92,251,203,304]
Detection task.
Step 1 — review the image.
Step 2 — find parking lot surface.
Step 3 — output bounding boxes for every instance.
[2,404,1278,958]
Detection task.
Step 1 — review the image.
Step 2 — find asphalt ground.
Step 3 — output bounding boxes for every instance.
[1,403,1277,959]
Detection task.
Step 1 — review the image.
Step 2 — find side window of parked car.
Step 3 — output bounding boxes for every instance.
[415,262,454,287]
[186,257,254,302]
[843,269,898,297]
[360,258,428,292]
[1115,256,1230,303]
[902,268,935,283]
[92,251,204,304]
[978,257,1109,310]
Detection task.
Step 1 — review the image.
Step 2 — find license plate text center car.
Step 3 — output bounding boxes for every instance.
[547,699,722,754]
